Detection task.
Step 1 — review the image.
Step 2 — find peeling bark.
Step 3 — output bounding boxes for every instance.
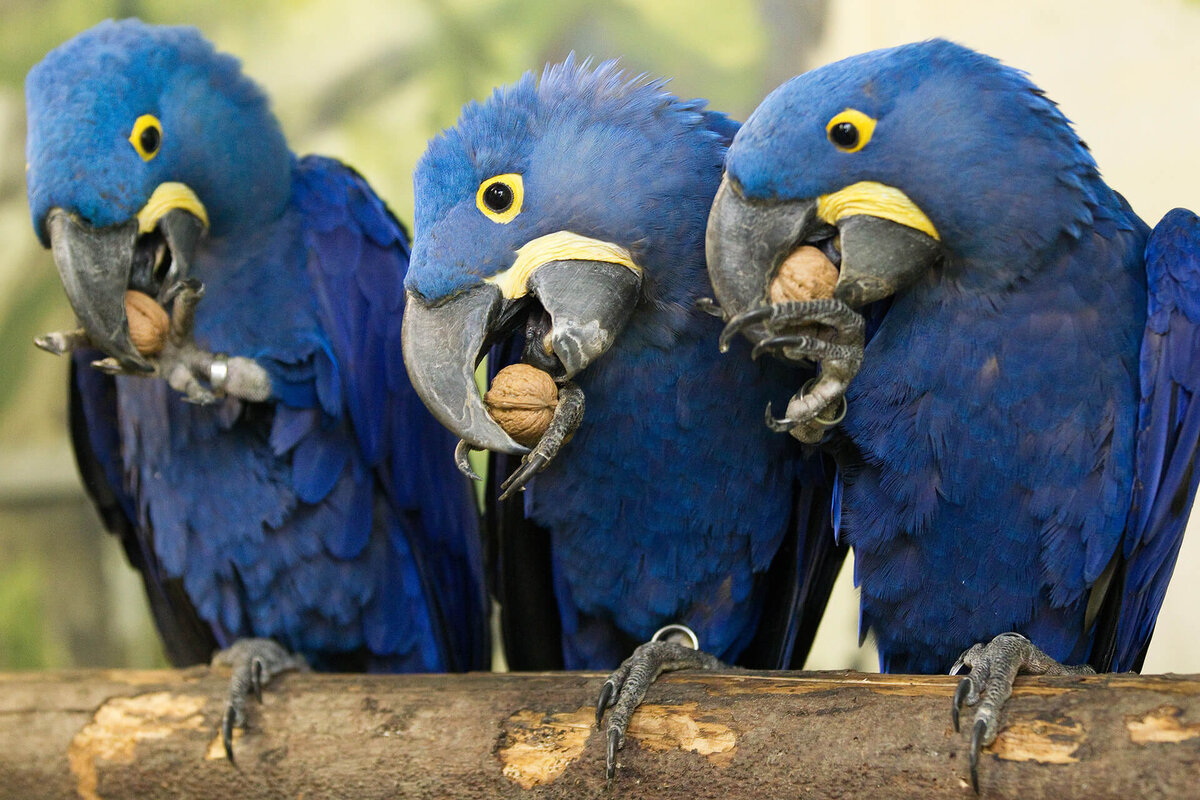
[0,669,1197,798]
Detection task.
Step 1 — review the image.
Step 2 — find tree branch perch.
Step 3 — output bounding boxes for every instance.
[0,669,1197,798]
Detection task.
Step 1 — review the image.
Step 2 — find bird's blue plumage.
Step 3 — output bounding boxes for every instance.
[724,39,1200,673]
[411,59,835,669]
[27,20,487,672]
[1117,208,1200,668]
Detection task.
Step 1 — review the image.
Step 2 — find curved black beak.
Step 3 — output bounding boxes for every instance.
[705,175,942,334]
[45,205,208,372]
[403,283,528,454]
[47,210,146,370]
[525,259,641,379]
[402,257,642,454]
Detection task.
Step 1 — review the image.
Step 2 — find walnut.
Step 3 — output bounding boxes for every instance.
[124,290,169,356]
[484,363,558,447]
[769,246,839,304]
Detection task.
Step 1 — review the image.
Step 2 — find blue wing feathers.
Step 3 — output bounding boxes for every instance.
[1115,208,1200,670]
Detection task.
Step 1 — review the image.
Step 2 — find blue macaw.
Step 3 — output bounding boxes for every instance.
[705,38,1200,789]
[400,58,843,777]
[25,19,488,755]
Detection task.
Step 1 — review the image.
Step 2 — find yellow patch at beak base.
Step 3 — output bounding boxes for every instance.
[136,182,210,234]
[485,231,640,299]
[817,181,939,241]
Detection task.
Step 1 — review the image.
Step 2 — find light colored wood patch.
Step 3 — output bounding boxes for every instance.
[204,727,243,760]
[627,702,738,766]
[498,707,593,789]
[68,692,207,800]
[991,717,1084,764]
[1127,705,1200,744]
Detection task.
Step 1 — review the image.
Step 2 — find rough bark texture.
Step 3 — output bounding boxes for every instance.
[0,668,1198,799]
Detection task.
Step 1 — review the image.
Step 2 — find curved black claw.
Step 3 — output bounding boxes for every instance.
[34,327,91,356]
[948,632,1094,793]
[595,639,725,784]
[91,357,126,375]
[695,297,727,320]
[718,304,777,352]
[970,717,986,793]
[595,678,616,727]
[162,277,205,307]
[764,401,800,433]
[212,637,309,765]
[951,675,971,732]
[454,439,482,481]
[498,381,584,500]
[221,704,236,762]
[606,727,621,783]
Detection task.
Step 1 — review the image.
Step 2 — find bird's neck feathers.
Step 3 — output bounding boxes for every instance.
[929,93,1130,295]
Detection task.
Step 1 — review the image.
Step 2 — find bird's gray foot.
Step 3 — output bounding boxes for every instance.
[84,279,271,402]
[949,632,1094,793]
[90,279,272,403]
[34,327,92,356]
[498,381,585,499]
[595,626,725,784]
[211,637,308,764]
[719,299,865,443]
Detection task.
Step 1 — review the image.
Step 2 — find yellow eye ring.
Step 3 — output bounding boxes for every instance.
[129,114,163,162]
[826,109,877,153]
[476,174,524,224]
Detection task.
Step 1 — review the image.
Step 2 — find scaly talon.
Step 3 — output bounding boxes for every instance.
[497,381,584,499]
[594,637,725,783]
[949,632,1093,793]
[719,298,864,439]
[499,454,548,499]
[212,638,308,765]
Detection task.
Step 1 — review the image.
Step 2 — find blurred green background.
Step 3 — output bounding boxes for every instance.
[2,0,1199,673]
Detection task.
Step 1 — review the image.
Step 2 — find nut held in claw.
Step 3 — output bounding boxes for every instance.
[124,290,169,356]
[769,246,839,304]
[483,364,558,447]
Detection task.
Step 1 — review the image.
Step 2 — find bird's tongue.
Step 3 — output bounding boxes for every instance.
[517,304,564,375]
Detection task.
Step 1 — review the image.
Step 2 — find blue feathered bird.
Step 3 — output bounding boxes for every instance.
[26,19,488,754]
[401,58,843,777]
[706,38,1200,789]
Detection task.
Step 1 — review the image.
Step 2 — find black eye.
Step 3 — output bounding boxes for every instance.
[482,182,513,213]
[139,125,161,155]
[829,121,859,149]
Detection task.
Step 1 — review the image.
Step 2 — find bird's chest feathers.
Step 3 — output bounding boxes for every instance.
[187,215,320,360]
[843,249,1142,532]
[527,319,793,554]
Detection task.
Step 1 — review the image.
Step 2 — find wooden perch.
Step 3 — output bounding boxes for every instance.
[0,668,1198,799]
